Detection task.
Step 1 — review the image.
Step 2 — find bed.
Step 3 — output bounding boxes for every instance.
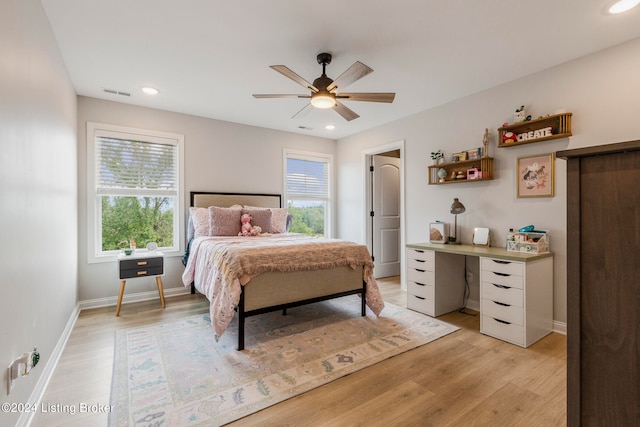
[181,191,384,350]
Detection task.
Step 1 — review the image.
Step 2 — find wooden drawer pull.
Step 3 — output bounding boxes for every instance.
[137,261,148,266]
[494,318,511,325]
[137,270,147,275]
[492,283,511,289]
[493,300,511,307]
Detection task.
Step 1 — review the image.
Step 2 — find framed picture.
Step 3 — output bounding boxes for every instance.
[453,151,467,161]
[517,153,555,198]
[429,222,449,243]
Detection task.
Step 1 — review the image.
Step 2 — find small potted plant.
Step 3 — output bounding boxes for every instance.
[431,150,444,164]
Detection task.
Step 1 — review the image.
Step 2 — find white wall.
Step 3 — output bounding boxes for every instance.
[0,0,78,424]
[337,37,640,325]
[77,97,336,301]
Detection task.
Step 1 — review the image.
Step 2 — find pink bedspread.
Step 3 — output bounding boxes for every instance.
[182,234,385,339]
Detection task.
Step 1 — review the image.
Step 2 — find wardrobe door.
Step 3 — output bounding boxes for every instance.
[565,146,640,426]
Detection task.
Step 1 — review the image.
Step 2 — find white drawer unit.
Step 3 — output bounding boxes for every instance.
[480,256,553,347]
[406,248,465,317]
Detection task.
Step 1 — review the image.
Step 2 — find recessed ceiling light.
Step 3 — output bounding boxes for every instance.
[325,124,335,130]
[608,0,640,14]
[142,86,159,95]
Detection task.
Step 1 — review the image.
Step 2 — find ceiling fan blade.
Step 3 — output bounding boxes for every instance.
[270,65,318,92]
[333,101,360,121]
[253,94,311,99]
[326,61,373,92]
[336,92,396,103]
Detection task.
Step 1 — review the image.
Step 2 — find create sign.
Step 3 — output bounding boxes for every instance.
[517,126,553,141]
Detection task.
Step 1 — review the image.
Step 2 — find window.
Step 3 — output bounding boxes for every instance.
[87,122,184,261]
[283,149,332,237]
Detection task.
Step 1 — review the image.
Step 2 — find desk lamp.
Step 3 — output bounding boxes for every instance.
[449,198,466,244]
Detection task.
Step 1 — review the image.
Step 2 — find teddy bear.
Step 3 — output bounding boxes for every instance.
[238,213,262,236]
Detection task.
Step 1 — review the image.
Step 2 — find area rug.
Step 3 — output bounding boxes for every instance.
[109,296,459,426]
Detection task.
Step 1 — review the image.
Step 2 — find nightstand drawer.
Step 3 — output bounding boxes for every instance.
[119,256,163,279]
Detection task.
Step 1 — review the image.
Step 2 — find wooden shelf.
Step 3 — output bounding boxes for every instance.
[428,157,493,185]
[498,112,572,148]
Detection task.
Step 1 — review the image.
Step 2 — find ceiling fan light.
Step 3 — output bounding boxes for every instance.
[608,0,640,13]
[311,94,336,109]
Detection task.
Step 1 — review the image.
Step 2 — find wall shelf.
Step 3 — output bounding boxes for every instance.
[428,157,494,185]
[498,112,572,148]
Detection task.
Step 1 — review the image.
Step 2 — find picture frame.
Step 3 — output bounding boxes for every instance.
[517,153,555,198]
[429,222,449,244]
[453,151,467,161]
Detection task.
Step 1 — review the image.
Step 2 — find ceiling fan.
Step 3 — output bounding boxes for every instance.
[253,52,395,121]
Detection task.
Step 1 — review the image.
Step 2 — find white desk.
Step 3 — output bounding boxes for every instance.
[406,243,553,347]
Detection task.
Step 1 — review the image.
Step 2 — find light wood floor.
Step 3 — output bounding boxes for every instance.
[31,277,566,426]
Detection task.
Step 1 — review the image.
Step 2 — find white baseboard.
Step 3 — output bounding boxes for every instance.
[552,320,567,335]
[79,286,192,310]
[18,304,80,427]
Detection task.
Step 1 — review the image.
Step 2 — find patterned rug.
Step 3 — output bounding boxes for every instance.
[109,296,459,426]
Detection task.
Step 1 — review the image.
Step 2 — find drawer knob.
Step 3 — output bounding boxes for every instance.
[137,261,148,266]
[137,270,147,275]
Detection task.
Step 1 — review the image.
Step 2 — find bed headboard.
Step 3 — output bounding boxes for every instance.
[190,192,282,209]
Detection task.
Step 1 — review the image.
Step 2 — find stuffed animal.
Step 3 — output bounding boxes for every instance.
[238,213,262,236]
[503,130,518,144]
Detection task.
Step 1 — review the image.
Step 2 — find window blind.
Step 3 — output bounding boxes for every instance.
[95,136,178,196]
[286,156,329,200]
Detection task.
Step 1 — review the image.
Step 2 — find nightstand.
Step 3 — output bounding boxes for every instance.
[117,251,166,316]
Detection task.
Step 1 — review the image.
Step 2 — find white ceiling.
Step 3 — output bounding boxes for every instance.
[41,0,640,139]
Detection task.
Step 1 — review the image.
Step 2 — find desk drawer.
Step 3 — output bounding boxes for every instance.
[407,280,434,299]
[481,270,524,289]
[407,293,435,316]
[482,282,523,307]
[407,267,434,286]
[481,315,524,347]
[119,257,163,279]
[407,257,434,272]
[481,298,524,326]
[481,258,524,276]
[407,248,434,262]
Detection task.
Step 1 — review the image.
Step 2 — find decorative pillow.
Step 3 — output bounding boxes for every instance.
[270,208,289,233]
[209,206,242,236]
[189,207,210,238]
[242,208,272,233]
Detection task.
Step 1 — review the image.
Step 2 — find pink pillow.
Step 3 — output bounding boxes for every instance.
[189,207,210,238]
[242,208,272,233]
[270,208,289,233]
[209,206,242,236]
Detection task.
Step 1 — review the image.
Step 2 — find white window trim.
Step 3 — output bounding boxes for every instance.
[86,122,185,263]
[283,148,334,237]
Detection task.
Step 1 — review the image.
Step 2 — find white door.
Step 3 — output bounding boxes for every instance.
[372,155,401,278]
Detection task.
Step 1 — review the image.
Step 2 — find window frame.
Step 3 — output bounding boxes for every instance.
[86,122,185,263]
[283,149,333,237]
